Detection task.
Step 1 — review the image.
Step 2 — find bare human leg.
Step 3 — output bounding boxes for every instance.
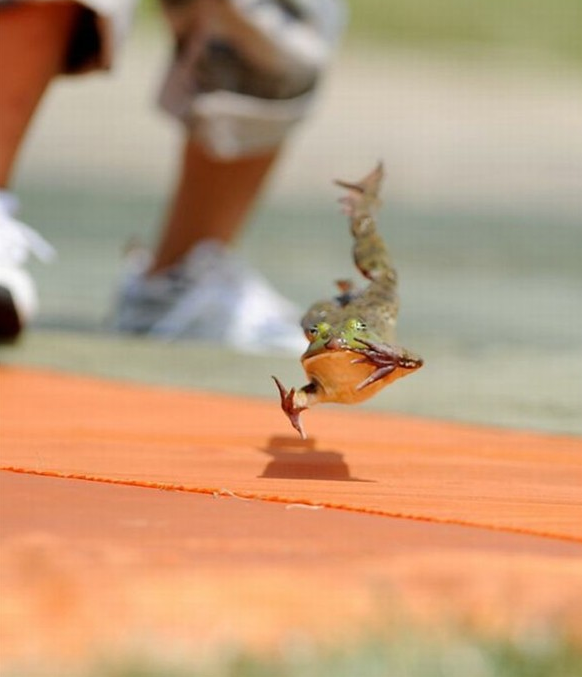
[0,2,82,340]
[0,1,82,187]
[113,137,303,351]
[148,139,280,275]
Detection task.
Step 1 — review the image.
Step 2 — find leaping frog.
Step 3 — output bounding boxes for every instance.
[273,163,423,438]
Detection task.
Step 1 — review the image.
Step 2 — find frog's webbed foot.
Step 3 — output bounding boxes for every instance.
[351,339,424,390]
[272,376,309,440]
[335,163,383,221]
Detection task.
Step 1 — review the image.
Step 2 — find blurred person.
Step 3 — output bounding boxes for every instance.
[0,0,344,351]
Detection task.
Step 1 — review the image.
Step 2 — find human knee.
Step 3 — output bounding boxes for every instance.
[158,0,347,159]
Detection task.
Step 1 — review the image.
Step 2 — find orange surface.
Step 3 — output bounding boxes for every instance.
[1,365,582,667]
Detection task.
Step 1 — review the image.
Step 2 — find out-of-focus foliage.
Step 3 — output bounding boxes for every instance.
[139,0,581,64]
[76,631,582,677]
[345,0,580,63]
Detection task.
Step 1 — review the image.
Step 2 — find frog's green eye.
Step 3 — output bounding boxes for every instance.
[315,322,332,337]
[346,318,367,332]
[306,322,331,342]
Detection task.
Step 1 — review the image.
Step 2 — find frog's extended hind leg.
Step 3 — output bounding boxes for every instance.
[335,163,399,326]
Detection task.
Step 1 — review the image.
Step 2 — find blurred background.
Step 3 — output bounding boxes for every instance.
[7,0,582,433]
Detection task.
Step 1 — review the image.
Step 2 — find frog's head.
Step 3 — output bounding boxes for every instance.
[303,321,333,352]
[303,318,378,357]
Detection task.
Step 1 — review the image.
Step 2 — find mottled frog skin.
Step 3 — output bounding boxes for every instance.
[273,163,423,438]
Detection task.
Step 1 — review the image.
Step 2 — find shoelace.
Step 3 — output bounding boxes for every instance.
[0,214,56,266]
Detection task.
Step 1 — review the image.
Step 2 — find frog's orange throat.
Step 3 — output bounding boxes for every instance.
[296,348,413,407]
[273,348,422,439]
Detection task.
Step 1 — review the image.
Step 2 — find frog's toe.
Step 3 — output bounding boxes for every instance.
[353,338,399,365]
[335,163,384,219]
[272,376,308,439]
[353,340,424,389]
[350,338,400,389]
[356,365,397,390]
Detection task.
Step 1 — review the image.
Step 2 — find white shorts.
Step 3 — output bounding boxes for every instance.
[17,0,346,158]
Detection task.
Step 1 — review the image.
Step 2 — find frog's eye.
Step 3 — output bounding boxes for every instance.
[346,318,367,332]
[306,322,331,342]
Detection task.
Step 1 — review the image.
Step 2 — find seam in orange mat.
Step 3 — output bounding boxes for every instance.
[3,466,581,546]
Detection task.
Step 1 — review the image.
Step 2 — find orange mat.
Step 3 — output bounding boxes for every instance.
[1,366,581,540]
[1,366,582,667]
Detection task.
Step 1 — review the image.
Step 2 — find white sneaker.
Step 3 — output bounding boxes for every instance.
[112,245,193,335]
[0,192,55,341]
[113,239,307,354]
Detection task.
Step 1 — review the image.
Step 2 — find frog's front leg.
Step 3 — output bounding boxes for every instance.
[272,376,316,440]
[351,339,424,390]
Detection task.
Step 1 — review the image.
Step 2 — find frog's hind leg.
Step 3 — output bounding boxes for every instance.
[335,163,399,323]
[335,164,397,290]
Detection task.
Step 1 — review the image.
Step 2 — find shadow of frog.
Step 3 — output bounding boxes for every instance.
[258,436,374,482]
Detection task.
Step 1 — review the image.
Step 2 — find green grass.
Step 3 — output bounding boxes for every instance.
[344,0,581,63]
[18,631,581,677]
[139,0,582,64]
